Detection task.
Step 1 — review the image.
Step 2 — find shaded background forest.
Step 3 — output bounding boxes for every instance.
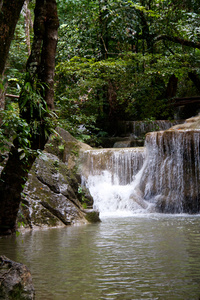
[4,0,200,145]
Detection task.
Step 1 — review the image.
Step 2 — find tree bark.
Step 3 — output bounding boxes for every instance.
[165,74,178,99]
[23,0,33,56]
[0,0,59,235]
[0,146,36,235]
[188,71,200,93]
[0,0,25,109]
[98,0,109,59]
[137,10,153,52]
[0,0,25,76]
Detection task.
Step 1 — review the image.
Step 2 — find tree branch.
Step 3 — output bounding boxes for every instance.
[5,94,19,99]
[153,34,200,50]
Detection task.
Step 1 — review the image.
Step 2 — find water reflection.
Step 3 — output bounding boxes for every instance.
[0,215,200,300]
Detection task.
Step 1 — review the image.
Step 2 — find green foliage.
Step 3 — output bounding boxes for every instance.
[56,52,196,137]
[78,185,90,208]
[3,0,200,149]
[56,0,200,60]
[54,0,200,141]
[20,75,58,140]
[57,0,101,60]
[0,77,57,161]
[0,103,31,153]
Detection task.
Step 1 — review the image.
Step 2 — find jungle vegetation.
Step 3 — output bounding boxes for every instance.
[3,0,200,140]
[0,0,200,233]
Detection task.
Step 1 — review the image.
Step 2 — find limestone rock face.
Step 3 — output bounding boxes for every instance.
[17,128,100,230]
[81,147,145,185]
[0,256,35,300]
[20,153,87,228]
[139,115,200,213]
[170,115,200,130]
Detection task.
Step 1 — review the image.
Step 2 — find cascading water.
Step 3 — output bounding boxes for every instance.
[81,148,149,216]
[81,148,145,184]
[117,120,183,137]
[81,118,200,216]
[139,129,200,213]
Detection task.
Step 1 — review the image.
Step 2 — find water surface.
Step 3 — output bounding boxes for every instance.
[0,215,200,300]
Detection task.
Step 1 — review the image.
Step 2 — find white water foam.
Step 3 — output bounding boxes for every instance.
[87,173,144,217]
[81,148,150,217]
[81,129,200,216]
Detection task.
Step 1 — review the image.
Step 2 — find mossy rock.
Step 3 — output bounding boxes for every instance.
[15,127,96,230]
[84,210,101,223]
[45,127,92,170]
[0,256,35,300]
[19,149,94,229]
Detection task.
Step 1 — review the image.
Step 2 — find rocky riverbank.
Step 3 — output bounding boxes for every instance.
[17,128,100,231]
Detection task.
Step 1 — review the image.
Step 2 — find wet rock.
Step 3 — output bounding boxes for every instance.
[113,138,144,148]
[80,147,145,185]
[0,256,35,300]
[83,209,101,223]
[139,116,200,213]
[17,128,98,230]
[20,158,90,227]
[45,127,91,167]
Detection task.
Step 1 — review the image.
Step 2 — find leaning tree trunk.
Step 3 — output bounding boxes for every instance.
[0,0,59,235]
[0,0,25,109]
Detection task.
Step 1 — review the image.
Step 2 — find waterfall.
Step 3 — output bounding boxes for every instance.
[81,148,147,216]
[117,120,183,137]
[81,148,145,184]
[81,122,200,216]
[139,129,200,213]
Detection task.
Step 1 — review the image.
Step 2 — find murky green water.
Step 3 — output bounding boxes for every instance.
[1,215,200,300]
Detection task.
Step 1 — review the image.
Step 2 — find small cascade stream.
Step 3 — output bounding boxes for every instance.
[117,120,183,137]
[81,147,149,216]
[81,125,200,216]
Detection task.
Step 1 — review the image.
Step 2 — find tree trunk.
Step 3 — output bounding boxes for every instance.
[0,0,25,109]
[98,0,109,59]
[0,146,35,235]
[23,0,33,56]
[165,74,178,99]
[188,71,200,93]
[0,0,59,235]
[0,0,25,76]
[137,10,153,53]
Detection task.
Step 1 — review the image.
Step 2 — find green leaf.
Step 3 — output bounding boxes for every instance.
[19,152,26,160]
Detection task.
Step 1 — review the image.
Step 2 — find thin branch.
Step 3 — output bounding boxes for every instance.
[101,35,108,55]
[5,94,20,99]
[163,41,175,55]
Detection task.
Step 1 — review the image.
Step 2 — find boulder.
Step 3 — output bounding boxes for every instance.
[0,256,35,300]
[17,128,100,230]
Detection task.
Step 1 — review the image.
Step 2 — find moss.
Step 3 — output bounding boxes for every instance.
[45,134,66,161]
[84,211,101,223]
[9,284,26,300]
[17,128,94,228]
[31,207,61,227]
